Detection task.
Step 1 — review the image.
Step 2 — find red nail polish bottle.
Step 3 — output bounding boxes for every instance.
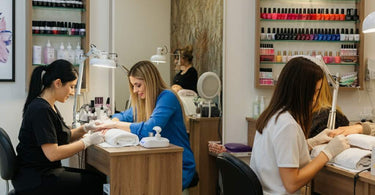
[324,8,330,20]
[340,9,345,21]
[272,8,277,20]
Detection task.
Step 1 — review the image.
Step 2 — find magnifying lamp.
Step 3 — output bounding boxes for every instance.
[363,11,375,34]
[197,72,221,118]
[72,44,117,128]
[150,45,180,65]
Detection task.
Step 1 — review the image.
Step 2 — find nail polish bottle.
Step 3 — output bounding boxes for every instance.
[326,29,332,41]
[261,27,266,40]
[314,29,319,40]
[312,8,317,20]
[291,28,297,40]
[287,8,292,20]
[340,28,345,41]
[277,8,281,20]
[353,9,359,21]
[323,51,330,64]
[345,29,349,41]
[330,8,335,20]
[296,29,302,40]
[292,8,297,20]
[261,7,267,19]
[276,51,282,62]
[324,8,330,20]
[267,28,272,40]
[354,29,360,41]
[334,51,341,63]
[348,29,354,41]
[318,29,324,41]
[328,51,334,63]
[309,28,315,40]
[306,9,311,20]
[335,29,341,41]
[267,8,272,19]
[317,9,322,20]
[340,9,346,21]
[272,8,277,20]
[340,44,345,57]
[335,9,340,20]
[287,51,293,61]
[302,8,307,20]
[345,9,352,21]
[271,28,276,40]
[298,8,303,20]
[282,51,288,63]
[275,28,281,40]
[311,50,317,57]
[305,28,310,40]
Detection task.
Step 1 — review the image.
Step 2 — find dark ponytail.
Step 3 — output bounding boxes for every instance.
[23,59,78,116]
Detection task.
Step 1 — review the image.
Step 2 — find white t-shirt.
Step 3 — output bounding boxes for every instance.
[250,111,311,195]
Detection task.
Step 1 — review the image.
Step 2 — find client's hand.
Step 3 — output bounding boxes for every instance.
[81,132,105,149]
[95,120,118,131]
[329,124,363,137]
[321,135,349,161]
[307,128,333,149]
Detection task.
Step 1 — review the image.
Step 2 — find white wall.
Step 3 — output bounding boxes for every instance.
[223,0,375,144]
[0,0,112,192]
[113,0,171,112]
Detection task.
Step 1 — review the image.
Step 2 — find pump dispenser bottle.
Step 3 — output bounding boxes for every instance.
[44,40,55,64]
[57,42,66,60]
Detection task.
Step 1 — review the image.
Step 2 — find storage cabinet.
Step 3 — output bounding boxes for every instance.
[255,0,364,90]
[26,0,90,91]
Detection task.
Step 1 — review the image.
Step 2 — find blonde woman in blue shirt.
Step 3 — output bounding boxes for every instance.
[96,60,197,190]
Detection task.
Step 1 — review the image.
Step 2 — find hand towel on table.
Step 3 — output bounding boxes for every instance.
[311,145,371,172]
[347,134,375,150]
[99,129,139,147]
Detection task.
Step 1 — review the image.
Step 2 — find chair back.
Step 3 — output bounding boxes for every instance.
[0,127,17,180]
[217,152,263,195]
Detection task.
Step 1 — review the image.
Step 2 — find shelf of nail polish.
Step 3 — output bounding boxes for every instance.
[260,0,360,2]
[260,8,359,21]
[260,40,359,43]
[260,61,358,66]
[32,0,84,9]
[32,21,86,36]
[32,34,85,37]
[33,5,86,11]
[261,19,359,23]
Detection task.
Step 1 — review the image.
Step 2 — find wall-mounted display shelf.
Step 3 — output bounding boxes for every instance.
[255,0,364,89]
[27,0,90,91]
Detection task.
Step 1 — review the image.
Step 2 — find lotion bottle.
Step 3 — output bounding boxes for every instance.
[74,42,84,65]
[57,42,66,60]
[253,96,260,119]
[44,40,55,64]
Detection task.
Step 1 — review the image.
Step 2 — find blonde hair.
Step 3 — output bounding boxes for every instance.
[180,45,194,63]
[128,61,187,125]
[313,75,343,114]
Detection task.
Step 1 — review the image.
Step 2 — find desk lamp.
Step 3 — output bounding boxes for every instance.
[72,44,117,128]
[363,11,375,33]
[292,55,339,130]
[150,45,180,65]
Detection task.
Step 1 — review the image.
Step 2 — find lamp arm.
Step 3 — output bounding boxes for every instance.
[72,54,87,128]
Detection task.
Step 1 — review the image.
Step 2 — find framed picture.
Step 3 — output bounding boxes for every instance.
[0,0,15,81]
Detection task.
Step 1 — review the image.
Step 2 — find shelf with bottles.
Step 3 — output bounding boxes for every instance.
[260,7,359,21]
[32,0,84,9]
[260,0,360,2]
[33,6,85,12]
[260,61,358,66]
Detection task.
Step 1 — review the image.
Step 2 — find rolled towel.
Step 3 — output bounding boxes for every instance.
[347,134,375,150]
[333,148,371,171]
[99,129,139,147]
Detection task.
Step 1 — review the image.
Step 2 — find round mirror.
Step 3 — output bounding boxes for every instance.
[197,72,221,100]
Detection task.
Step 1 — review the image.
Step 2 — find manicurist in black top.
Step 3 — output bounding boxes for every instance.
[172,45,198,93]
[12,60,105,195]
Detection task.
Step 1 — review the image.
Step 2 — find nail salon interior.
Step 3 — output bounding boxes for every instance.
[2,0,375,195]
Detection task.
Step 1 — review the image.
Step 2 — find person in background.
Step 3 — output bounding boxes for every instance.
[95,60,197,191]
[250,57,349,194]
[12,60,105,195]
[172,45,198,93]
[309,75,350,138]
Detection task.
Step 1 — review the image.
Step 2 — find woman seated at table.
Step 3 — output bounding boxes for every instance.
[95,60,197,191]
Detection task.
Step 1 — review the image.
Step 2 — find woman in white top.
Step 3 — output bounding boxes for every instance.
[250,56,350,194]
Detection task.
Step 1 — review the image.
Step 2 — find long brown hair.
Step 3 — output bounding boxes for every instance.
[312,75,344,114]
[256,57,324,137]
[128,61,187,125]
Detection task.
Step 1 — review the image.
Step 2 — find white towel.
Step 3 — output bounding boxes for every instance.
[99,129,139,147]
[347,134,375,150]
[332,148,371,171]
[311,145,371,172]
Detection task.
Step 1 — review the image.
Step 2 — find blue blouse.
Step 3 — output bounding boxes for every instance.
[112,90,196,189]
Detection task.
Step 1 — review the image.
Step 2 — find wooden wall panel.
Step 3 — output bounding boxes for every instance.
[171,0,223,82]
